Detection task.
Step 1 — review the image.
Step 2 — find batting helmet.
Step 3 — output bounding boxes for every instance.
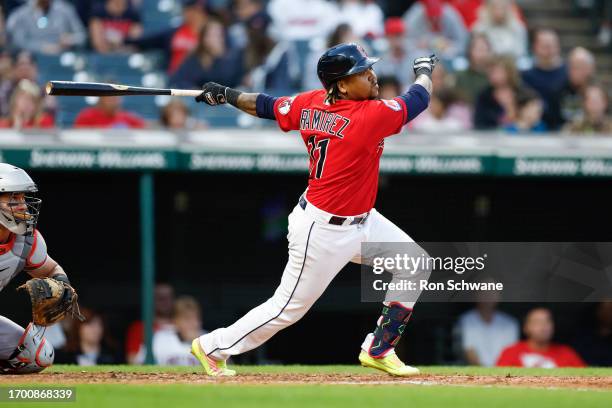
[317,43,380,89]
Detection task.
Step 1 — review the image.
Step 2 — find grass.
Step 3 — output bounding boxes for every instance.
[3,366,611,408]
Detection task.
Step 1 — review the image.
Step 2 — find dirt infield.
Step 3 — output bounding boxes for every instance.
[2,372,611,389]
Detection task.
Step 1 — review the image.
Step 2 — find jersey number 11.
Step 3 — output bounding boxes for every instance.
[307,136,329,179]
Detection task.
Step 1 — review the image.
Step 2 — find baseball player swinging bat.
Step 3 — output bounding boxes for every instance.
[45,81,202,97]
[187,45,439,378]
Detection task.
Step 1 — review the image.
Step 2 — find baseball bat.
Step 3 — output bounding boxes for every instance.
[45,81,202,97]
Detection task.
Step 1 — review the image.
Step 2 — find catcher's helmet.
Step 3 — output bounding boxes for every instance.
[317,43,379,89]
[0,163,40,235]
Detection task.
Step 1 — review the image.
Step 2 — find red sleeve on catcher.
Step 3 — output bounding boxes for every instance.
[26,229,48,269]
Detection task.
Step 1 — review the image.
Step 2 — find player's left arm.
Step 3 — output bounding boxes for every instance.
[26,256,67,280]
[24,230,69,281]
[396,55,438,124]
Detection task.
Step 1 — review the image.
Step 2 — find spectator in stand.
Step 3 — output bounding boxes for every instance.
[159,98,205,130]
[242,10,299,92]
[572,301,612,366]
[54,308,123,365]
[377,75,402,100]
[267,0,338,42]
[0,79,54,129]
[521,28,567,130]
[169,0,208,73]
[403,0,468,63]
[428,63,472,128]
[0,50,58,119]
[456,301,519,367]
[89,0,143,54]
[448,0,482,29]
[337,0,384,38]
[474,56,522,130]
[153,296,206,366]
[6,0,86,54]
[125,283,175,364]
[303,23,358,91]
[472,0,527,59]
[375,18,414,91]
[503,88,547,134]
[560,47,596,125]
[169,17,244,89]
[563,84,612,134]
[497,307,586,367]
[455,33,493,105]
[0,51,37,117]
[229,0,266,49]
[411,87,471,133]
[128,0,208,74]
[73,95,145,128]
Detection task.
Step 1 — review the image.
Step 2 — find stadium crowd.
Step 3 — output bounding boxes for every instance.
[0,0,608,133]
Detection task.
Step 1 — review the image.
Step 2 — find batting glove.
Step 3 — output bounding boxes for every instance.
[195,82,228,105]
[413,54,439,79]
[195,82,241,106]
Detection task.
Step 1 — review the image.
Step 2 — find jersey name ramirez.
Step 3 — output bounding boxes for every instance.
[299,109,350,138]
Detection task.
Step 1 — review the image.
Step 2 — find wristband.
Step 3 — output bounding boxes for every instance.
[52,274,71,285]
[225,87,241,106]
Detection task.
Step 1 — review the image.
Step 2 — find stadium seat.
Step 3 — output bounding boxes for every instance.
[35,53,77,84]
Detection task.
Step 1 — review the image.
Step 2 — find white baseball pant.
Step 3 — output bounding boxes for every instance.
[199,196,431,361]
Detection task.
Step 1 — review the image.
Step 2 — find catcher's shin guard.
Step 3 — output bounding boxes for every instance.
[367,302,412,358]
[0,323,54,374]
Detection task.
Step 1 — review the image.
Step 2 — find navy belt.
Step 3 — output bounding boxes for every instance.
[299,196,368,226]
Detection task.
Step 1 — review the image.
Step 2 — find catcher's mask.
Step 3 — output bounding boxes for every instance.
[0,163,41,235]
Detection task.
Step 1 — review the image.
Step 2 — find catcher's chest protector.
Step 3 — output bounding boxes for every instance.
[0,235,33,292]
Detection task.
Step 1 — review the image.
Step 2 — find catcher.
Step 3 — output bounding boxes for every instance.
[0,163,83,374]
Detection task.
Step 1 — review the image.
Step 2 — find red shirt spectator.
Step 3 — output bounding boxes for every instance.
[169,25,200,73]
[448,0,482,29]
[496,307,586,368]
[497,341,585,368]
[125,320,163,362]
[168,0,208,73]
[90,0,143,53]
[125,283,175,364]
[74,96,145,128]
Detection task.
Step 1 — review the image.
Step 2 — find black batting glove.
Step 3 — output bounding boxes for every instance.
[195,82,240,106]
[413,54,439,79]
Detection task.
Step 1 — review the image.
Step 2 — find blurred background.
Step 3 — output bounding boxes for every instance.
[0,0,610,368]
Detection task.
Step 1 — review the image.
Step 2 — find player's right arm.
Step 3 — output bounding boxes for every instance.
[195,82,306,132]
[194,82,275,118]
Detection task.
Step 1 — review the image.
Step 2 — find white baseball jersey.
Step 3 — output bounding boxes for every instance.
[0,230,48,360]
[0,230,47,292]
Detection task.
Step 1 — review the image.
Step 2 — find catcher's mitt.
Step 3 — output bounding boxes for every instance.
[18,278,85,326]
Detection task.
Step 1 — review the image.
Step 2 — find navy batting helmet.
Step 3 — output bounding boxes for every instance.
[317,43,379,89]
